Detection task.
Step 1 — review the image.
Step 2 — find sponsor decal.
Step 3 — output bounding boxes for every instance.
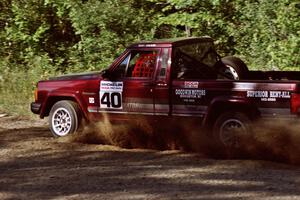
[89,97,95,104]
[175,89,206,99]
[247,90,290,102]
[100,81,123,92]
[138,44,157,47]
[100,81,123,109]
[123,102,153,111]
[184,81,199,88]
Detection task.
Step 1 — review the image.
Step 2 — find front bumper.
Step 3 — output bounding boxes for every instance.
[31,102,41,114]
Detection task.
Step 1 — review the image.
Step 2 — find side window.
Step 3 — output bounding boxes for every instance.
[172,42,217,80]
[114,50,158,79]
[159,48,169,78]
[177,42,217,67]
[127,50,158,78]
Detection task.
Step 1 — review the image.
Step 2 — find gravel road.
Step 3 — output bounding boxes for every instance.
[0,115,300,200]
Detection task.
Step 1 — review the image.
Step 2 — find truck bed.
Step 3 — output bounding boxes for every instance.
[248,71,300,81]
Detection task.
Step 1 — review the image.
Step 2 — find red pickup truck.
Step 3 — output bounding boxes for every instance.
[31,37,300,149]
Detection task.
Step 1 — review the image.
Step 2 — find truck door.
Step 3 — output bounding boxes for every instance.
[170,42,216,118]
[99,48,160,116]
[154,48,171,115]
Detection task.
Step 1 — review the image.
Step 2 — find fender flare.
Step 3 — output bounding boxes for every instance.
[40,91,88,120]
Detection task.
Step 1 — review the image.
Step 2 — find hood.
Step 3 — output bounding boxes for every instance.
[49,71,101,81]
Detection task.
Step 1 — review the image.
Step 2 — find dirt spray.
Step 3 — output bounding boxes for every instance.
[65,115,300,165]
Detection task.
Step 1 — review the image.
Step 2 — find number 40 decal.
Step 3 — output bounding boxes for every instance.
[100,92,122,109]
[100,81,123,109]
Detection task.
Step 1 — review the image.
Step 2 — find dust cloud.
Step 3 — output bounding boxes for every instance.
[62,114,209,151]
[64,115,300,165]
[244,119,300,165]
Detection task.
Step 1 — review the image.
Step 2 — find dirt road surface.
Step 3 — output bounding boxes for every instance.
[1,115,300,200]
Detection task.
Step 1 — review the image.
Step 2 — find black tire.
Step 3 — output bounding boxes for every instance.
[49,100,82,137]
[219,56,249,80]
[213,112,252,149]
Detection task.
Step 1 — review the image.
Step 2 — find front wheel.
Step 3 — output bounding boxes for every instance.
[213,112,252,149]
[49,100,81,137]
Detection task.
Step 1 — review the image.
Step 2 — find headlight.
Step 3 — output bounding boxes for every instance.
[34,88,38,101]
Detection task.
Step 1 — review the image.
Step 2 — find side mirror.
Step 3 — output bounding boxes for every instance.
[101,69,112,79]
[101,69,124,80]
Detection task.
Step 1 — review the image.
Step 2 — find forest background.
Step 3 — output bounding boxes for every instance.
[0,0,299,115]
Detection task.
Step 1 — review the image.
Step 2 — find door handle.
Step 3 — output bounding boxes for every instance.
[156,82,167,87]
[142,82,167,87]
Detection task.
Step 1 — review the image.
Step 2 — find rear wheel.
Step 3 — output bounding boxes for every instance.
[213,112,252,149]
[49,100,81,137]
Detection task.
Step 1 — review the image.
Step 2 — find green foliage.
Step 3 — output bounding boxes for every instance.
[231,0,300,70]
[1,0,298,72]
[151,0,239,54]
[67,0,156,71]
[0,0,299,115]
[0,58,55,116]
[150,0,299,70]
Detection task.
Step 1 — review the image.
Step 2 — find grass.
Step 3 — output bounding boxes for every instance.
[0,55,59,117]
[0,73,34,117]
[0,67,51,118]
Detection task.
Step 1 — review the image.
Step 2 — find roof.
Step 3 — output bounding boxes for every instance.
[128,36,213,48]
